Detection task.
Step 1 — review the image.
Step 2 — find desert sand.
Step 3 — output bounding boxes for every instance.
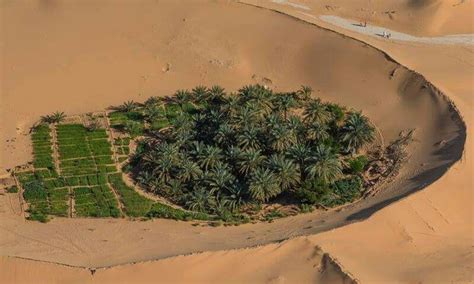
[0,0,472,283]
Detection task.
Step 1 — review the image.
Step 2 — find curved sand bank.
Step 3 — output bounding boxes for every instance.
[0,238,357,284]
[0,0,469,281]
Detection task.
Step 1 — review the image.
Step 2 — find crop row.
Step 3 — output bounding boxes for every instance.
[74,185,120,218]
[107,173,153,217]
[56,124,116,176]
[114,137,130,153]
[42,173,109,189]
[31,125,54,169]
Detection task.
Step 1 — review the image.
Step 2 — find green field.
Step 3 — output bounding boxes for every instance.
[18,109,256,223]
[108,173,153,217]
[74,185,120,218]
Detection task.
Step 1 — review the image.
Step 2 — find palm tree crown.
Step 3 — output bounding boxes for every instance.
[129,84,374,216]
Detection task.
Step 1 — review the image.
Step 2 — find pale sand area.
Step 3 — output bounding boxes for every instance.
[272,0,474,37]
[1,238,356,284]
[318,15,473,45]
[0,0,472,283]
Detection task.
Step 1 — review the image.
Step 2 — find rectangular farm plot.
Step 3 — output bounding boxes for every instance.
[56,124,117,176]
[18,171,70,220]
[114,137,131,162]
[19,122,160,221]
[31,125,55,170]
[73,185,121,218]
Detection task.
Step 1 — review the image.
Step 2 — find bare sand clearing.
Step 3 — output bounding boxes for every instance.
[0,0,472,283]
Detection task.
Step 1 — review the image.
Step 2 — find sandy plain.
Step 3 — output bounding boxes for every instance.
[0,0,472,283]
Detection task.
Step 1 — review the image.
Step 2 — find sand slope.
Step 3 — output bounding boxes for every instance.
[268,0,474,36]
[0,0,472,283]
[0,238,357,284]
[243,1,474,282]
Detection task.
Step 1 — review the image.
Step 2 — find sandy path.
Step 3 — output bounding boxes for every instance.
[318,14,474,45]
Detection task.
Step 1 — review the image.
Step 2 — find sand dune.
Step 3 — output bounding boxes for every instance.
[267,0,474,36]
[0,238,357,284]
[0,0,472,283]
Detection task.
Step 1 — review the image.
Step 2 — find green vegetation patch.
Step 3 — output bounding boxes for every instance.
[57,124,116,176]
[18,171,69,220]
[74,185,120,218]
[108,173,153,217]
[129,85,375,217]
[146,202,210,221]
[6,185,18,193]
[31,125,54,170]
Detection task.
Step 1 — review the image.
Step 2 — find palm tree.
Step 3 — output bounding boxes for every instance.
[164,179,183,200]
[237,126,260,150]
[51,111,66,123]
[208,85,226,105]
[178,159,202,182]
[303,99,332,125]
[234,106,258,127]
[143,105,163,122]
[186,188,213,212]
[248,168,281,202]
[306,122,330,142]
[297,85,312,102]
[151,155,175,184]
[225,185,246,212]
[208,162,235,193]
[287,115,303,133]
[237,149,264,176]
[238,85,259,101]
[222,94,240,116]
[305,145,342,184]
[267,154,299,191]
[226,145,242,167]
[340,112,375,153]
[214,123,235,148]
[41,111,66,124]
[247,92,273,117]
[265,112,281,126]
[288,143,311,180]
[118,100,137,112]
[192,85,209,103]
[144,96,160,107]
[174,89,191,110]
[270,125,296,152]
[274,93,296,120]
[197,145,223,170]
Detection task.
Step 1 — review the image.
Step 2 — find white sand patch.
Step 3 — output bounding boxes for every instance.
[316,14,474,45]
[272,0,310,11]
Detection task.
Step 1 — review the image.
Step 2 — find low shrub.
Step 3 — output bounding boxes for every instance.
[349,155,368,174]
[6,186,18,193]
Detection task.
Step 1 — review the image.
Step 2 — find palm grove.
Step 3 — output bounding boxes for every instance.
[127,85,375,218]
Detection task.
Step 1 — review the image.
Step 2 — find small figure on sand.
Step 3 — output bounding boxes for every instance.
[382,31,391,39]
[363,21,367,27]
